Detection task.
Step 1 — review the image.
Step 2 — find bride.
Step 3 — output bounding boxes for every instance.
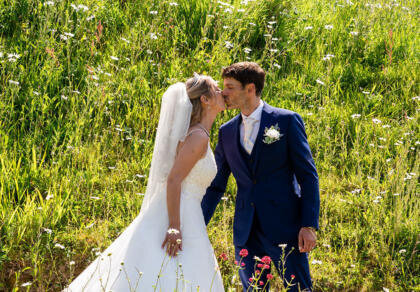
[64,74,226,291]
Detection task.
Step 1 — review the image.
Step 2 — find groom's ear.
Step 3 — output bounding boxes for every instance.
[245,83,256,95]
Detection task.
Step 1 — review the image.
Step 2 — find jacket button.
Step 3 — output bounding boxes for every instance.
[250,202,255,207]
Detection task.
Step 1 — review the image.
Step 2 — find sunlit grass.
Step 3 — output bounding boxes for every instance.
[0,0,418,291]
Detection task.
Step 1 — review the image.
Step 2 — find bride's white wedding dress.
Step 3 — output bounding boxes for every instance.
[64,142,224,291]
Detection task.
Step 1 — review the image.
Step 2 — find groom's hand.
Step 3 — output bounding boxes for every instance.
[298,227,317,253]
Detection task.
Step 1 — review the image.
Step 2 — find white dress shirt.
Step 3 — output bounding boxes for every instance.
[240,100,264,154]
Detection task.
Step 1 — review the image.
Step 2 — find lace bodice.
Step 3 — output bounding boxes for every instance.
[181,143,217,201]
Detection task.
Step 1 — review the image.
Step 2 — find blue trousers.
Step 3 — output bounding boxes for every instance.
[235,216,312,291]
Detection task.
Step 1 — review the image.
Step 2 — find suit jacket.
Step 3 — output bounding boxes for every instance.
[201,102,320,247]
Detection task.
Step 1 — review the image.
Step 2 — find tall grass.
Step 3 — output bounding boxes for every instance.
[0,0,418,290]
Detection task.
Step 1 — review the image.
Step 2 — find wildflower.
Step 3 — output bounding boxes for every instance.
[150,10,158,15]
[219,253,228,261]
[311,259,322,265]
[268,21,277,25]
[108,166,116,170]
[241,262,245,267]
[70,261,75,265]
[55,243,65,249]
[239,249,248,257]
[249,22,256,26]
[255,270,260,275]
[269,49,278,53]
[273,63,281,69]
[90,196,100,200]
[249,277,253,282]
[244,48,252,54]
[399,249,406,254]
[135,174,146,178]
[110,56,119,61]
[21,282,32,287]
[257,263,263,268]
[121,37,130,43]
[150,33,158,40]
[259,281,264,286]
[373,199,380,204]
[372,118,382,124]
[225,41,234,49]
[169,2,179,6]
[235,260,238,265]
[350,31,359,36]
[278,243,287,248]
[304,26,313,30]
[46,194,53,200]
[291,274,295,280]
[325,25,333,30]
[261,256,271,265]
[351,114,361,119]
[221,196,228,201]
[263,34,272,37]
[267,273,273,280]
[136,193,145,196]
[44,1,54,6]
[42,228,53,234]
[412,96,420,101]
[9,80,19,85]
[316,79,325,86]
[322,54,335,61]
[237,8,245,12]
[87,15,95,21]
[393,193,400,196]
[383,288,390,292]
[263,264,270,269]
[61,95,68,100]
[85,222,95,229]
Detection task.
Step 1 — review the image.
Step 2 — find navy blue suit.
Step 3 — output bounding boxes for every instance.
[201,102,320,291]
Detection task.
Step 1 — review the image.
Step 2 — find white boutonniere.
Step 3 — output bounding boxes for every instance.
[263,124,283,144]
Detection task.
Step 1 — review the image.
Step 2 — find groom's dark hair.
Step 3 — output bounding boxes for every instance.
[222,62,265,97]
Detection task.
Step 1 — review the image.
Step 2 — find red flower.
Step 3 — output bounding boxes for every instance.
[259,281,264,286]
[255,270,261,275]
[257,263,264,268]
[234,260,238,265]
[249,277,253,282]
[239,249,248,257]
[291,274,295,280]
[241,262,245,267]
[261,256,271,265]
[267,273,274,280]
[219,253,228,261]
[263,264,270,270]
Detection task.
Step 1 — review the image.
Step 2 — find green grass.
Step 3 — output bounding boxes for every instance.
[0,0,418,290]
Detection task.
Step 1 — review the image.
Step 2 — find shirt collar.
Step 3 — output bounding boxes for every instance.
[241,99,264,122]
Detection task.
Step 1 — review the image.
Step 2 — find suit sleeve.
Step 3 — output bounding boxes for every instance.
[287,113,320,229]
[201,128,231,225]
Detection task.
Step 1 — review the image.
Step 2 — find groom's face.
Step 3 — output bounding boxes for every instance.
[222,77,246,110]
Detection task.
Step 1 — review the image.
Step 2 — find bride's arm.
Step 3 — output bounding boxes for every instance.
[161,131,208,257]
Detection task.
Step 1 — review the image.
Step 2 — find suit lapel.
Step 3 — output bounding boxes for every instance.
[251,103,274,174]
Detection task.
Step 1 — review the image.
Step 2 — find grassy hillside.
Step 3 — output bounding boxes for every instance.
[0,0,418,290]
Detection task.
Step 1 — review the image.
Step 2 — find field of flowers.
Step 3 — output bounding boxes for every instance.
[0,0,418,291]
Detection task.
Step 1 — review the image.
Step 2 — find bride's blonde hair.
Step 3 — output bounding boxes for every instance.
[185,73,216,126]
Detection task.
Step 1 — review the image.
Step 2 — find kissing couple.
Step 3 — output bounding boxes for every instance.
[64,62,320,292]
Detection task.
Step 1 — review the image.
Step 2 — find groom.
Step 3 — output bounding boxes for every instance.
[201,62,320,291]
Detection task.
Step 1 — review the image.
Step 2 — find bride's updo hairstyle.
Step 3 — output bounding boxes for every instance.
[185,73,216,126]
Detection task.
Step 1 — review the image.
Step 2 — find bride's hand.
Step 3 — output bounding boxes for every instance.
[161,228,183,257]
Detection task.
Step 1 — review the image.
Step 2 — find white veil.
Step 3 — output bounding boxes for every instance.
[139,82,192,214]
